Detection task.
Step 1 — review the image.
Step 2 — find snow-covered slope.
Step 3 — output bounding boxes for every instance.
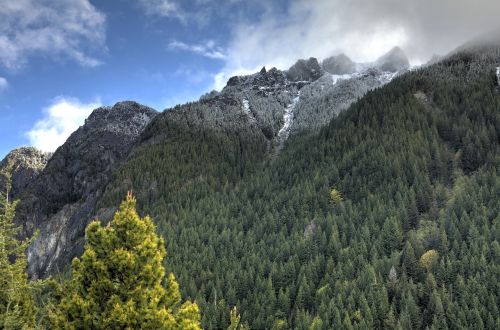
[201,47,410,145]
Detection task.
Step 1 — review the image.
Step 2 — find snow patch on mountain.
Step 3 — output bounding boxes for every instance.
[242,99,257,123]
[331,73,360,85]
[496,67,500,86]
[378,71,400,84]
[277,93,300,145]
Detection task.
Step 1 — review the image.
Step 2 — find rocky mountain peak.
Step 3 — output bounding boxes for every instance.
[0,147,51,197]
[15,101,158,278]
[375,46,410,72]
[84,101,157,138]
[322,53,356,75]
[224,67,288,92]
[286,57,324,82]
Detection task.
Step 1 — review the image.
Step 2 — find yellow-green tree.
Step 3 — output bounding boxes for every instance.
[419,250,439,272]
[0,164,37,329]
[330,188,343,204]
[227,306,249,330]
[51,193,200,329]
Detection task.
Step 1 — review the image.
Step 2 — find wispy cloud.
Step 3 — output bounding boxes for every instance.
[168,40,227,60]
[0,77,7,91]
[0,0,106,70]
[138,0,186,21]
[26,97,101,152]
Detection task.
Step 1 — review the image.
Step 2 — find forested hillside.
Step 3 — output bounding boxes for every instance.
[98,45,500,329]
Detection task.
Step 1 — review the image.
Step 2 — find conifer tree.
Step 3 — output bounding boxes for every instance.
[0,163,37,329]
[51,193,201,329]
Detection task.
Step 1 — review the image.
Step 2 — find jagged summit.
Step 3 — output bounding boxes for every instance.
[374,46,410,72]
[221,47,409,94]
[286,57,324,82]
[322,53,356,75]
[0,147,51,197]
[225,67,288,91]
[84,101,157,136]
[15,100,158,278]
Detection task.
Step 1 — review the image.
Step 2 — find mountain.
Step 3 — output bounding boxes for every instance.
[0,147,51,197]
[322,53,356,75]
[95,42,500,329]
[12,101,157,277]
[287,57,325,82]
[3,41,500,329]
[3,48,410,279]
[374,46,410,72]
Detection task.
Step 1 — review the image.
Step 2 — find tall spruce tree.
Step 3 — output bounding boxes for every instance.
[0,163,37,329]
[51,193,201,329]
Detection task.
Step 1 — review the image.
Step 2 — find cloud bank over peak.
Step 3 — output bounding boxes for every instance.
[0,0,106,70]
[26,97,101,152]
[212,0,500,90]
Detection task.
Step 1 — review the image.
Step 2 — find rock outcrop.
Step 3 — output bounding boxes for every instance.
[15,101,157,278]
[0,147,51,197]
[286,58,324,82]
[374,46,410,72]
[322,54,356,75]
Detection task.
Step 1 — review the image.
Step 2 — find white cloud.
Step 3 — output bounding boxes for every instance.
[138,0,186,21]
[26,97,101,152]
[0,77,7,91]
[212,0,500,90]
[168,40,227,60]
[0,0,106,70]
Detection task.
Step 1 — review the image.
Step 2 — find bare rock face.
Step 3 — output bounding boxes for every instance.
[322,54,356,75]
[15,101,157,278]
[0,147,51,197]
[287,58,324,82]
[375,47,410,72]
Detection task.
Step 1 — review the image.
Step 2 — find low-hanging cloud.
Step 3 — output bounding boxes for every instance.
[0,0,106,70]
[26,97,101,152]
[213,0,500,90]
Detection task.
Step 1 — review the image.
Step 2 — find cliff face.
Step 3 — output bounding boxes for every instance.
[12,101,157,278]
[0,147,51,198]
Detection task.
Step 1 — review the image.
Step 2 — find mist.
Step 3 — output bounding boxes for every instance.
[215,0,500,89]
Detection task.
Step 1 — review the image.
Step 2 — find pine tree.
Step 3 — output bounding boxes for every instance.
[51,193,201,329]
[402,241,418,278]
[0,163,37,329]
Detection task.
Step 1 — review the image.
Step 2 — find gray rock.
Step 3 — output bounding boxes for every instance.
[374,47,410,72]
[286,58,324,82]
[322,54,356,75]
[15,101,157,278]
[0,147,51,198]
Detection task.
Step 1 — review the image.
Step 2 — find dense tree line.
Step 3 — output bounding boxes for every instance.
[100,46,500,329]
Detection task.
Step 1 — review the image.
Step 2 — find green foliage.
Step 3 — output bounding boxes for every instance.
[0,163,37,329]
[98,48,500,329]
[51,194,201,329]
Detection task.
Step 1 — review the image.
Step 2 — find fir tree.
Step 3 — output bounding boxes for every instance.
[0,163,37,329]
[51,193,201,329]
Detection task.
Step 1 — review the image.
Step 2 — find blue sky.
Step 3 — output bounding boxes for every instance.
[1,0,498,157]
